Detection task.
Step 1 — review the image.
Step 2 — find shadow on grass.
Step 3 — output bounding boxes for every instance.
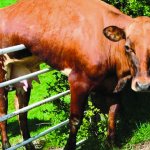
[78,86,150,150]
[7,117,68,139]
[116,88,150,146]
[6,87,150,150]
[8,118,55,138]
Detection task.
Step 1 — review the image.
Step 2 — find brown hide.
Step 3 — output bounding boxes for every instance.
[0,0,150,150]
[1,0,131,80]
[104,16,150,91]
[125,17,150,91]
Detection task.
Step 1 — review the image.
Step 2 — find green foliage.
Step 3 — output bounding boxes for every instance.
[45,71,109,149]
[122,123,150,150]
[0,0,17,8]
[46,70,70,114]
[130,122,150,144]
[77,101,109,150]
[30,66,70,148]
[2,64,70,149]
[103,0,150,17]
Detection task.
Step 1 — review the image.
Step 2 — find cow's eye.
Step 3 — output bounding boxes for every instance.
[125,45,134,53]
[125,45,130,52]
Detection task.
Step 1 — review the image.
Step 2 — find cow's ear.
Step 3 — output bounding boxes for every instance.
[103,26,126,42]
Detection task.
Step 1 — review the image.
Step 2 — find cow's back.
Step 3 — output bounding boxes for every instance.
[0,0,131,78]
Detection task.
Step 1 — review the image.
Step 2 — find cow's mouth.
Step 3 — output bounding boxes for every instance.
[134,82,150,92]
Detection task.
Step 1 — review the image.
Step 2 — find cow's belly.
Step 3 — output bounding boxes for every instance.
[91,75,118,113]
[4,55,41,92]
[94,75,118,94]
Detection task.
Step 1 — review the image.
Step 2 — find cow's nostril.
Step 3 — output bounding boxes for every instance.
[136,82,150,91]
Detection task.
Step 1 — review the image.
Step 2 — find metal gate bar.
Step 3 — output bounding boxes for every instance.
[0,90,70,122]
[0,44,26,55]
[6,119,69,150]
[76,139,86,147]
[0,68,52,88]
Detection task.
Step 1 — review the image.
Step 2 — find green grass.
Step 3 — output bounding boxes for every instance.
[130,123,150,144]
[0,0,17,8]
[6,64,70,149]
[122,123,150,150]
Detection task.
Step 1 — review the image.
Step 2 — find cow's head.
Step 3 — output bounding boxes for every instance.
[103,17,150,92]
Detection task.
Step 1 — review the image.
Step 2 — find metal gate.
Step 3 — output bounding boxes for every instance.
[0,45,85,150]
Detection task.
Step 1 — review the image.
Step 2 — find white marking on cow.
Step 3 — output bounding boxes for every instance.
[61,68,72,76]
[20,80,28,92]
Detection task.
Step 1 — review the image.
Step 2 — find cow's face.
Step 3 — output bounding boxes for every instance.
[103,17,150,92]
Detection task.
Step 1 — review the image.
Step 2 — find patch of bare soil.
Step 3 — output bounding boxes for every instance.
[134,141,150,150]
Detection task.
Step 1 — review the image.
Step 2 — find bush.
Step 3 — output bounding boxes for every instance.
[45,71,109,149]
[103,0,150,17]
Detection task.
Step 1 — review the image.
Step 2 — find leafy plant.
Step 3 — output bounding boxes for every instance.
[103,0,150,17]
[0,0,17,8]
[46,70,70,114]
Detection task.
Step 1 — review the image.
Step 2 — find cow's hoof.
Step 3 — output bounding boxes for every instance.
[107,135,121,148]
[107,135,115,147]
[64,144,76,150]
[2,141,11,150]
[25,143,36,150]
[64,139,76,150]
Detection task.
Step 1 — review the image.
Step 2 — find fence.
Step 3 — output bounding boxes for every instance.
[0,45,86,150]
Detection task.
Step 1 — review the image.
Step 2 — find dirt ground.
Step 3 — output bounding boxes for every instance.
[48,141,150,150]
[134,141,150,150]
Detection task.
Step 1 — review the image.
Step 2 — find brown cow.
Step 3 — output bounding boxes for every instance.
[0,0,150,150]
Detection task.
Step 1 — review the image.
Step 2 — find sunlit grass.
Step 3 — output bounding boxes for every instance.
[130,123,150,144]
[0,0,17,8]
[6,63,70,149]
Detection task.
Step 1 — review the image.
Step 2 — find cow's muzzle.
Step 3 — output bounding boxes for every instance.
[136,81,150,91]
[132,77,150,92]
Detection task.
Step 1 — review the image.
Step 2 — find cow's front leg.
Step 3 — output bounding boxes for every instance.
[15,88,35,150]
[107,103,119,145]
[64,72,91,150]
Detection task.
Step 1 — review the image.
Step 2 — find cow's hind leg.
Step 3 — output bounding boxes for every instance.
[0,55,11,149]
[0,90,11,150]
[64,72,91,150]
[15,88,35,150]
